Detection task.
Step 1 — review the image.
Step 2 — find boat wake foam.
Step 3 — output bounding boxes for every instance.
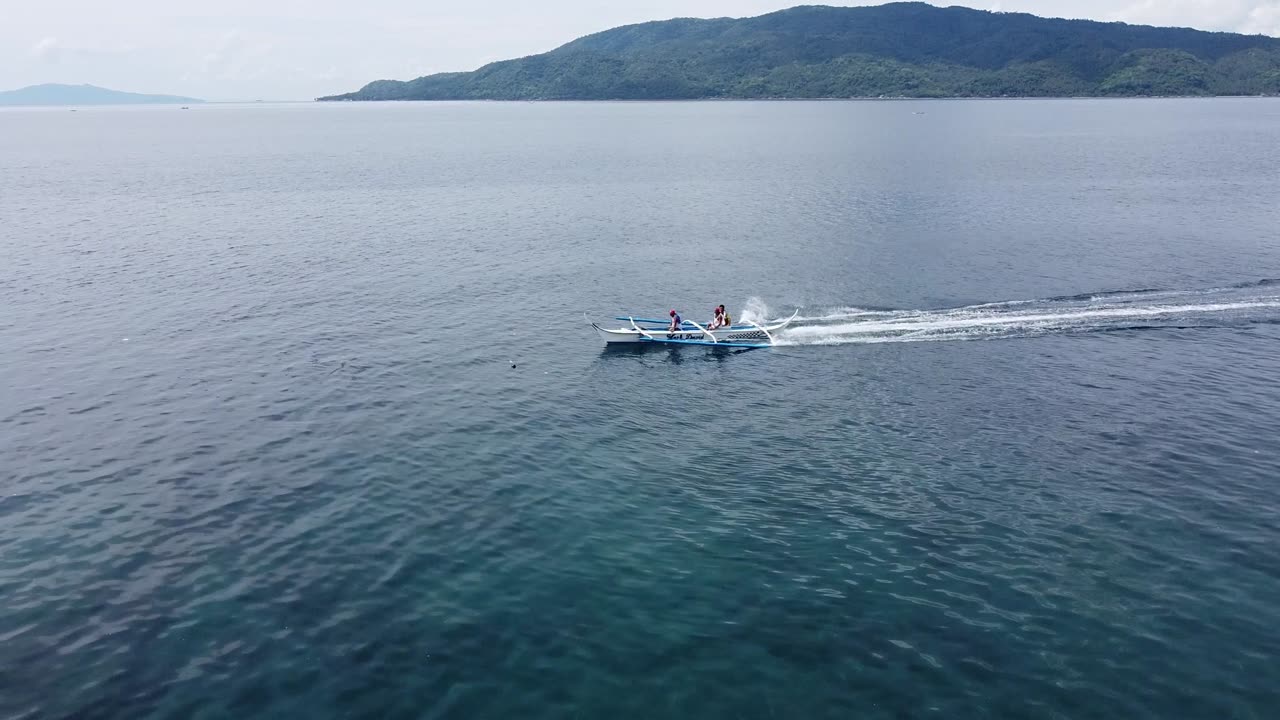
[745,283,1280,346]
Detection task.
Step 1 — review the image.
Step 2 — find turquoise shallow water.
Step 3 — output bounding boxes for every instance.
[3,99,1280,719]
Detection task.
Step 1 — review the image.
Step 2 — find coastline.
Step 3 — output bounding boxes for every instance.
[315,94,1280,102]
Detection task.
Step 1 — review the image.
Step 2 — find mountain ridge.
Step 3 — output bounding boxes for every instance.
[319,3,1280,101]
[0,84,204,107]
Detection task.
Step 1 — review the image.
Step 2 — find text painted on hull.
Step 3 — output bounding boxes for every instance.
[665,332,766,341]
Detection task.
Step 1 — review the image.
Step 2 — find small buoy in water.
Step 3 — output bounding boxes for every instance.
[511,362,517,368]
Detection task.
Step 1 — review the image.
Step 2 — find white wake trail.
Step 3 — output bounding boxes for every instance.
[755,288,1280,347]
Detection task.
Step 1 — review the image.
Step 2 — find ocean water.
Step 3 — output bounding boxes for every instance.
[3,99,1280,719]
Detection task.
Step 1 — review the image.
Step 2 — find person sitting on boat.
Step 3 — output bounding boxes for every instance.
[668,309,682,333]
[707,306,726,330]
[711,302,732,327]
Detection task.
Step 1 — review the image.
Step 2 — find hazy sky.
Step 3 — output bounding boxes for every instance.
[3,1,1279,101]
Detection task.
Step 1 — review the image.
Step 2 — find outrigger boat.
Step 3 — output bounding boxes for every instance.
[590,310,798,349]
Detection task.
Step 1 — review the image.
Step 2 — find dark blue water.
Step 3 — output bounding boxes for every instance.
[4,99,1280,719]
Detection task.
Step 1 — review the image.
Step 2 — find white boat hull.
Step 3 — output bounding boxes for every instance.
[594,325,772,344]
[591,312,797,346]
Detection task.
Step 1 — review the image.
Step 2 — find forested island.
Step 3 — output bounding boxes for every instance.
[320,3,1280,101]
[0,84,203,106]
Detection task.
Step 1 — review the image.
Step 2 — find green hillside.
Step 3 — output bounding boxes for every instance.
[319,3,1280,100]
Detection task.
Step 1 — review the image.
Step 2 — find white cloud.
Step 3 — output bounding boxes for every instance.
[31,36,60,61]
[1106,0,1280,33]
[971,0,1280,32]
[1243,3,1280,34]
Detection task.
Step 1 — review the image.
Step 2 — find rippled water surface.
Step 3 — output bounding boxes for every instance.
[4,99,1280,719]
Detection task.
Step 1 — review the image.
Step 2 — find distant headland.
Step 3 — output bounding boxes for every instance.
[0,84,204,107]
[318,2,1280,101]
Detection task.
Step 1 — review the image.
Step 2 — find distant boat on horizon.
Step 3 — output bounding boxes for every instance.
[0,83,204,107]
